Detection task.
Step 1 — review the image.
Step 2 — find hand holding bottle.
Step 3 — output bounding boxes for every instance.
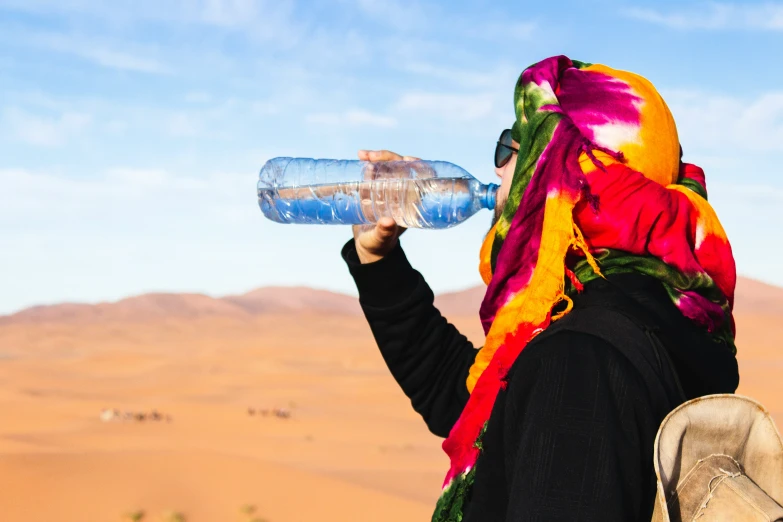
[353,149,416,264]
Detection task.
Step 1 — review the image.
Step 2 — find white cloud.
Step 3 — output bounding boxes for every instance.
[305,109,397,128]
[465,21,537,41]
[0,166,254,224]
[350,0,535,41]
[4,107,91,146]
[402,62,518,89]
[0,0,304,48]
[395,92,496,122]
[352,0,428,31]
[184,92,213,103]
[507,21,537,40]
[199,0,261,26]
[0,90,287,151]
[24,31,170,74]
[105,119,129,134]
[106,167,172,188]
[78,47,169,74]
[665,89,783,152]
[166,112,206,137]
[251,100,280,115]
[197,0,303,45]
[0,0,289,26]
[712,182,783,203]
[625,2,783,30]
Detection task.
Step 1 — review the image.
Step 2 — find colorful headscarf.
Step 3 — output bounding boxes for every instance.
[432,56,736,521]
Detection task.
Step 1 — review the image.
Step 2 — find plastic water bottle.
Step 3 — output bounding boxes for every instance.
[257,157,498,229]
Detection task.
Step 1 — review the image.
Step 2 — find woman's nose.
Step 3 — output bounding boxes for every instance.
[494,166,504,179]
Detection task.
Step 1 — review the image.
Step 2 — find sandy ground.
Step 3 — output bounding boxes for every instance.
[0,313,448,522]
[0,284,779,522]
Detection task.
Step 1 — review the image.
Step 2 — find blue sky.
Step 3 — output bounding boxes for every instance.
[1,0,781,314]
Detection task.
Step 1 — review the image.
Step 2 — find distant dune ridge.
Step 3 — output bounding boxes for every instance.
[224,286,363,316]
[1,286,362,324]
[3,276,781,324]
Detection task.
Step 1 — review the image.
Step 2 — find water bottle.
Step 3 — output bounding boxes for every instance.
[257,157,498,229]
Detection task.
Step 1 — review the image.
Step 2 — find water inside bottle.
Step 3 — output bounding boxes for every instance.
[258,177,481,228]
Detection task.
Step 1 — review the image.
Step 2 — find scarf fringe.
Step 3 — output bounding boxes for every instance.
[571,222,602,277]
[553,222,601,322]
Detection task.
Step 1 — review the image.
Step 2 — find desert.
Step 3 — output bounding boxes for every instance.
[0,278,780,521]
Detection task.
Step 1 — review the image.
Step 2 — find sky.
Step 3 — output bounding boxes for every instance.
[1,0,782,315]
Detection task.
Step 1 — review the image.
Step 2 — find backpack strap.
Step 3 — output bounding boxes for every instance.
[535,279,687,418]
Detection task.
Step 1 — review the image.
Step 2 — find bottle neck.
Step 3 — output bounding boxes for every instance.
[480,183,499,210]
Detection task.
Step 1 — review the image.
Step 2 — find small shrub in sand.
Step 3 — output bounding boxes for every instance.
[123,510,145,521]
[239,504,269,522]
[161,511,186,522]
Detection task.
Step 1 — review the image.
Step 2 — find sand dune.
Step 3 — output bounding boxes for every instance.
[2,287,361,326]
[0,277,780,521]
[225,286,362,316]
[733,277,783,315]
[0,451,432,522]
[7,275,778,324]
[0,310,446,521]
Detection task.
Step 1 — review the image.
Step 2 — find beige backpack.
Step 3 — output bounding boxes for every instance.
[652,394,783,521]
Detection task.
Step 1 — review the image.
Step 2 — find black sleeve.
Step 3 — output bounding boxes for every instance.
[502,332,659,522]
[342,239,477,438]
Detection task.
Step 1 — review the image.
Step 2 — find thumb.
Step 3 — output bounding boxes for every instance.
[375,217,398,240]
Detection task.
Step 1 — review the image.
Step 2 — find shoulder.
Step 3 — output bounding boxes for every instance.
[506,291,653,387]
[504,327,649,409]
[517,325,624,367]
[499,328,657,442]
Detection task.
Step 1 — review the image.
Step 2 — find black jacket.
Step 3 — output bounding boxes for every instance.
[342,240,739,521]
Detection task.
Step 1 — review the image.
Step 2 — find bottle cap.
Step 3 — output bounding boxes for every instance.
[485,183,499,210]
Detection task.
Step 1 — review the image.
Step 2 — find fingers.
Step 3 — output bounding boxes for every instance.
[375,218,396,240]
[370,150,403,162]
[353,217,407,264]
[377,216,397,230]
[375,218,407,246]
[377,217,406,236]
[357,150,410,162]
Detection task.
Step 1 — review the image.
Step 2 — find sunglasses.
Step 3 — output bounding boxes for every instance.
[494,128,519,168]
